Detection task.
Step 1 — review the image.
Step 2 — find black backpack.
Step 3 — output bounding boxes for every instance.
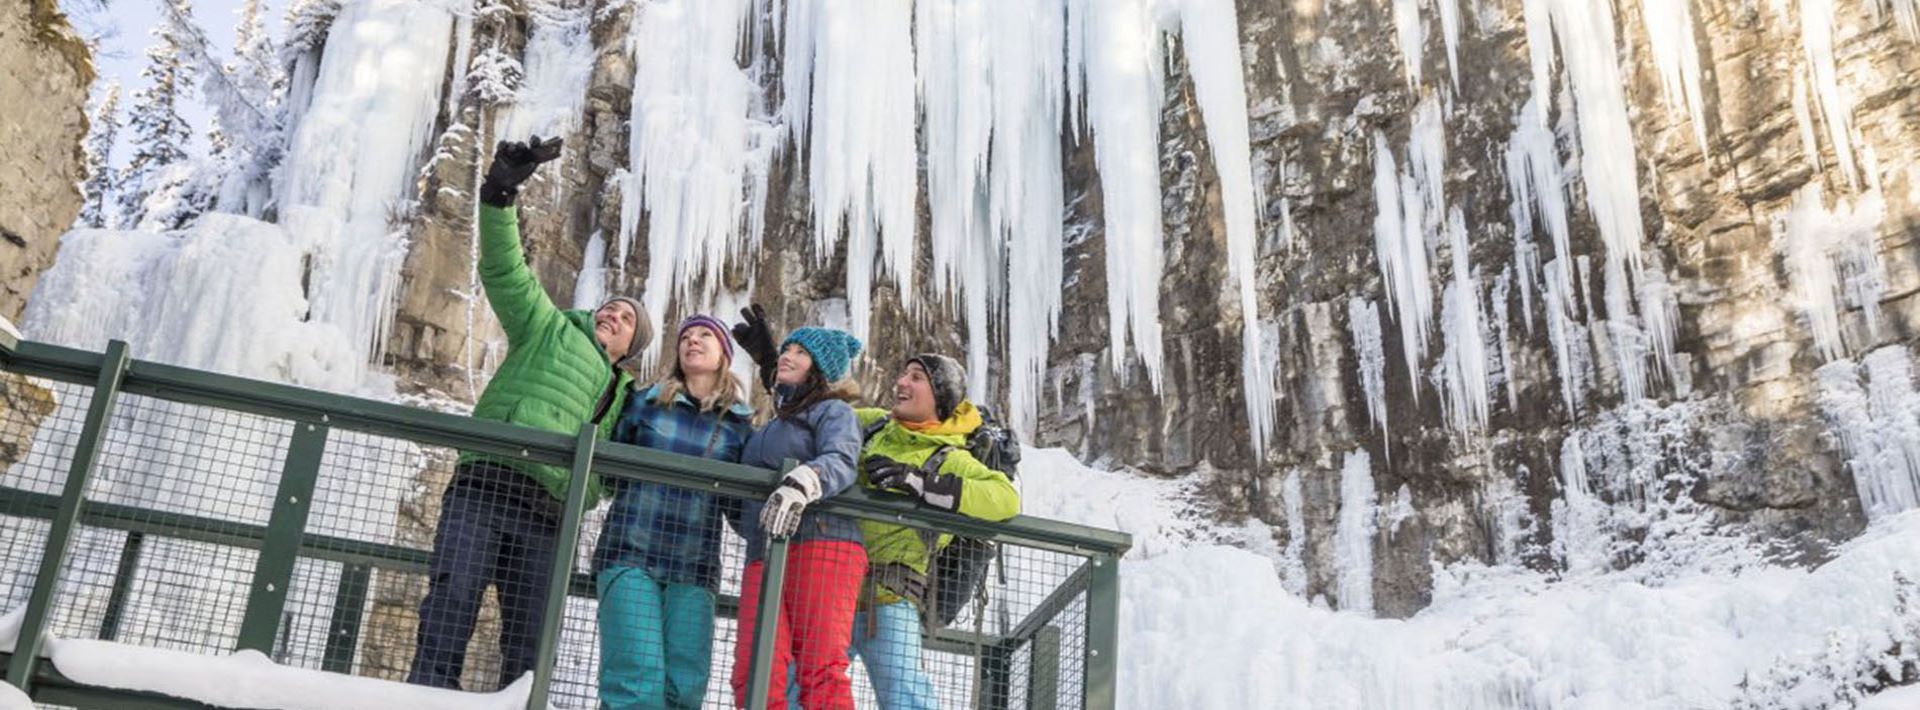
[863,406,1021,628]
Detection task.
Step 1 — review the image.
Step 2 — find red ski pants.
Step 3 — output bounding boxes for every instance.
[730,540,867,710]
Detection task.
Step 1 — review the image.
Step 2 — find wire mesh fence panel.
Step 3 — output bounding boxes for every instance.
[831,523,1095,710]
[278,428,444,683]
[0,379,91,610]
[307,428,436,547]
[40,394,291,655]
[86,394,289,522]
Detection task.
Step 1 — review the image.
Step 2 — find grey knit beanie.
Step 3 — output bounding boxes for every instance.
[906,353,967,422]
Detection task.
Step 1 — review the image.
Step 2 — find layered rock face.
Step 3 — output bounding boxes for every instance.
[0,1,92,321]
[361,0,1920,619]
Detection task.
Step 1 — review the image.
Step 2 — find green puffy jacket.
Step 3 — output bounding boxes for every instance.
[855,401,1020,606]
[457,205,628,502]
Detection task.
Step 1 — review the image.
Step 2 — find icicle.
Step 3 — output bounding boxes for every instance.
[624,0,757,368]
[444,11,474,119]
[1815,347,1920,519]
[1790,68,1824,175]
[1349,296,1389,438]
[1391,0,1425,87]
[916,0,994,306]
[1276,195,1298,252]
[277,0,454,383]
[1437,0,1463,88]
[778,0,816,149]
[1543,258,1590,414]
[1551,431,1611,573]
[1772,183,1887,361]
[1371,132,1432,397]
[995,0,1069,438]
[1504,96,1567,339]
[1174,0,1275,459]
[1602,256,1650,403]
[571,230,606,310]
[1069,0,1168,388]
[1437,208,1490,433]
[1484,473,1531,566]
[1277,469,1309,597]
[1516,0,1678,401]
[788,0,919,341]
[1492,269,1520,410]
[1869,0,1920,39]
[1407,95,1448,225]
[916,0,997,402]
[1334,448,1377,613]
[1801,0,1864,190]
[498,0,594,141]
[1369,96,1446,399]
[1638,0,1711,154]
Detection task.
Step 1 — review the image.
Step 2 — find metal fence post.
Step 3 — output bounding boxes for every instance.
[977,644,1014,710]
[1027,626,1060,710]
[320,563,372,674]
[96,531,145,641]
[6,339,129,691]
[527,423,598,710]
[1083,553,1120,710]
[744,459,797,707]
[236,420,330,653]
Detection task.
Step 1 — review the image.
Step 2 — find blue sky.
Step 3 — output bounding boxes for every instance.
[63,0,261,163]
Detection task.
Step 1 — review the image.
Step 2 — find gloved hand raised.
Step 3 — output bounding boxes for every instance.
[479,134,565,207]
[731,304,779,391]
[864,455,962,512]
[759,464,823,538]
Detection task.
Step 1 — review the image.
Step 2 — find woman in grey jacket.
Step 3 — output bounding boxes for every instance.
[727,326,866,710]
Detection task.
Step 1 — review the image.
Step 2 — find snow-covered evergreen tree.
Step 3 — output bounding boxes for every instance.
[231,0,282,112]
[118,18,196,231]
[465,44,524,107]
[281,0,343,62]
[77,82,123,229]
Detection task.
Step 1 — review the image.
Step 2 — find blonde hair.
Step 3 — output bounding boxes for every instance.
[646,344,748,415]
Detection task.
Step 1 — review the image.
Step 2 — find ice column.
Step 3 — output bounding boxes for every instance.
[276,0,455,383]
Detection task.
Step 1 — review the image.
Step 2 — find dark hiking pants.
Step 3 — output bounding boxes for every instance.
[406,461,562,690]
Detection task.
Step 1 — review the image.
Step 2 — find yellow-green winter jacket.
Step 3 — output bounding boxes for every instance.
[855,401,1019,605]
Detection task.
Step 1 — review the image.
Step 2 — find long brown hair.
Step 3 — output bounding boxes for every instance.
[770,367,860,422]
[646,339,747,414]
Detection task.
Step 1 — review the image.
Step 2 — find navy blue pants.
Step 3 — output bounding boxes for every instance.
[407,462,561,690]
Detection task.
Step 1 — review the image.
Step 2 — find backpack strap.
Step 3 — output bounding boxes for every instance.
[862,415,890,443]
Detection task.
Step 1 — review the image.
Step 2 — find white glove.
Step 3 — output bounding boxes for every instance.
[760,465,823,538]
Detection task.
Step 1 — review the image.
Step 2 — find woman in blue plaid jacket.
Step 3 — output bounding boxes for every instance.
[593,315,756,709]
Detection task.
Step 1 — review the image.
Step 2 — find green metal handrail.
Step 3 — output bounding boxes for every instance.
[0,336,1130,708]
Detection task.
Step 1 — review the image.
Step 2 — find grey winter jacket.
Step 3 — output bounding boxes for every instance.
[730,397,864,561]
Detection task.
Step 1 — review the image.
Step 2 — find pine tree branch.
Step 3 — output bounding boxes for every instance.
[155,0,279,143]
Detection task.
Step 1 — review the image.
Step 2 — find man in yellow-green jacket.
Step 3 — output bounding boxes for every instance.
[408,135,651,691]
[852,353,1019,710]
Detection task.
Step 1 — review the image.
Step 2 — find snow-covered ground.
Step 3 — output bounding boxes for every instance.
[1020,448,1920,710]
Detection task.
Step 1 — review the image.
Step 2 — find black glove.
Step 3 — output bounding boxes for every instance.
[864,455,962,512]
[731,303,779,390]
[479,134,565,207]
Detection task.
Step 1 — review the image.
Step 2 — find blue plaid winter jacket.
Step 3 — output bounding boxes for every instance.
[592,384,755,590]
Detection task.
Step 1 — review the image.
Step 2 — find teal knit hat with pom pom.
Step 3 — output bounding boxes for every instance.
[780,327,862,381]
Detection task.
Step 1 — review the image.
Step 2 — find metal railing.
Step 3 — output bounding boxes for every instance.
[0,334,1129,709]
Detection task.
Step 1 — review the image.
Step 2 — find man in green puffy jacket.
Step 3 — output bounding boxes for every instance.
[851,354,1019,710]
[407,135,652,691]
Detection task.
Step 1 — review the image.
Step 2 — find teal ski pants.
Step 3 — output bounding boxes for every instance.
[596,566,716,709]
